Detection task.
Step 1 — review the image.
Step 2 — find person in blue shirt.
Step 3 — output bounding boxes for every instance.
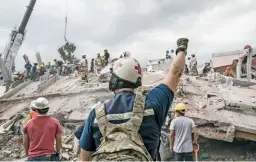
[80,38,189,161]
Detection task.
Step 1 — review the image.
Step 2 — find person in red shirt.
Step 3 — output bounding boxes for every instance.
[23,97,62,161]
[224,66,233,77]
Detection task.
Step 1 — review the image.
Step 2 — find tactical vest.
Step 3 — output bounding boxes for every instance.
[90,94,153,161]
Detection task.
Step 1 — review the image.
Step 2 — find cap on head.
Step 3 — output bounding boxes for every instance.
[34,97,49,110]
[191,54,195,57]
[104,48,108,51]
[175,103,187,111]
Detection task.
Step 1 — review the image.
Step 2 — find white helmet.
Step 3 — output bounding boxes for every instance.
[123,51,131,58]
[109,57,142,91]
[34,97,49,109]
[30,100,36,108]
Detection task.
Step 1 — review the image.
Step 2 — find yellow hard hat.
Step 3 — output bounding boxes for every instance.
[104,48,108,51]
[175,103,187,111]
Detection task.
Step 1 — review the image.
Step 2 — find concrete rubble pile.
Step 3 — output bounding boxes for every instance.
[167,74,256,142]
[140,72,256,142]
[0,74,113,161]
[0,71,255,160]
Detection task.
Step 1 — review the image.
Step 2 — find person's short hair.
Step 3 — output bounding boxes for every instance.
[176,110,185,116]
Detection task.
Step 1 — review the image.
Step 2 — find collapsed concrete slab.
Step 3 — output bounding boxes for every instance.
[0,81,31,99]
[0,73,255,143]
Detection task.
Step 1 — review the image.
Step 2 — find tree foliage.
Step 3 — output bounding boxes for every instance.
[58,42,76,62]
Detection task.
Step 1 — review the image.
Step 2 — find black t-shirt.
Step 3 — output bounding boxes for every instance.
[104,53,110,60]
[57,61,63,66]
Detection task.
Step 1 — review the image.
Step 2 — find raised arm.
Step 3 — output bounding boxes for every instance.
[163,38,188,92]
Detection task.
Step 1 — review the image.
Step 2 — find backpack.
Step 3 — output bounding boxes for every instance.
[90,94,153,161]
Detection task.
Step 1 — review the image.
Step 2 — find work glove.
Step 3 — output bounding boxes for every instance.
[176,38,189,55]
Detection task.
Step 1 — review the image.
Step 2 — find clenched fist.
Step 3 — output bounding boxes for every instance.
[176,38,189,55]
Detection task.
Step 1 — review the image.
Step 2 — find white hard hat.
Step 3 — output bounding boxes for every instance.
[123,51,131,57]
[34,97,49,109]
[30,100,36,108]
[112,57,142,85]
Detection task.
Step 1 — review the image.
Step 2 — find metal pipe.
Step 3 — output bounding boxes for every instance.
[18,0,37,33]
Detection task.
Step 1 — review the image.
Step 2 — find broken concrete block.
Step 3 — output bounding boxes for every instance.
[61,152,70,160]
[0,134,4,141]
[68,111,88,121]
[64,108,72,113]
[2,150,12,156]
[63,134,74,144]
[198,101,207,109]
[10,153,19,158]
[62,144,73,150]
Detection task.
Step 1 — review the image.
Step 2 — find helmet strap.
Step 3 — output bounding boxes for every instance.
[109,74,140,92]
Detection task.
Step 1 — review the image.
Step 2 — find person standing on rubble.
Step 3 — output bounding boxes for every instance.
[190,54,198,75]
[79,38,189,161]
[24,61,32,79]
[90,58,95,73]
[166,50,172,59]
[169,103,198,161]
[16,100,39,144]
[104,49,110,66]
[95,53,103,73]
[22,100,38,127]
[47,62,52,70]
[39,64,45,76]
[203,62,211,76]
[23,97,62,161]
[79,55,88,82]
[123,51,131,58]
[187,57,191,71]
[57,60,64,76]
[30,63,38,81]
[224,66,233,77]
[184,64,189,74]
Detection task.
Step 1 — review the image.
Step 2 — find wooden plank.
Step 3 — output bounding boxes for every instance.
[235,130,256,141]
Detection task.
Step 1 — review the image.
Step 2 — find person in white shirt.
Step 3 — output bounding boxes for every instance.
[79,55,88,82]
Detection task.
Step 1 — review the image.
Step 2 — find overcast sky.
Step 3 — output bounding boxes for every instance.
[0,0,256,70]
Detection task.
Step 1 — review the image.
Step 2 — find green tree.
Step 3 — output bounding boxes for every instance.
[58,42,76,62]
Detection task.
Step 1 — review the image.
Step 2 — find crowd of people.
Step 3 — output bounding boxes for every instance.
[20,49,112,83]
[20,38,200,161]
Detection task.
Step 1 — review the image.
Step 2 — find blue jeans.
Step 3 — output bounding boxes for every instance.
[175,152,193,161]
[27,153,60,161]
[27,155,51,161]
